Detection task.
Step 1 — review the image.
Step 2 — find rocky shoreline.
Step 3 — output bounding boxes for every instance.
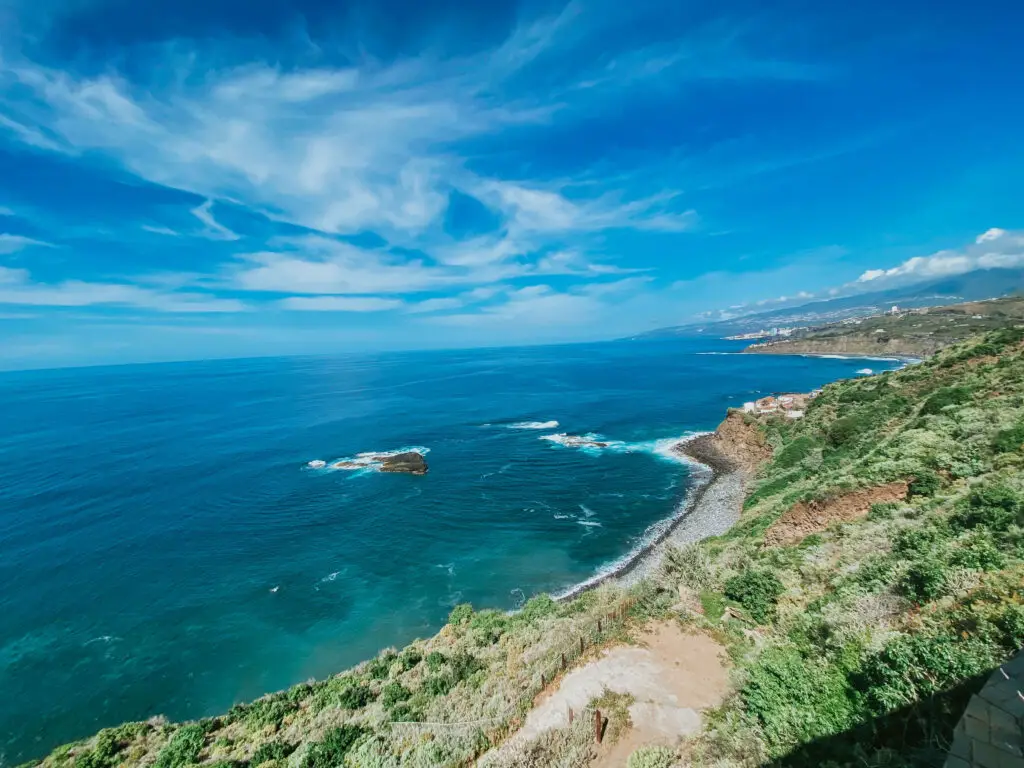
[555,427,751,600]
[612,432,747,589]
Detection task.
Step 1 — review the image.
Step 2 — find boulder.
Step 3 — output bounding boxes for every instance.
[375,452,428,475]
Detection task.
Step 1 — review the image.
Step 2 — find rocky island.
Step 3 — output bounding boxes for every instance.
[376,451,428,475]
[328,450,428,474]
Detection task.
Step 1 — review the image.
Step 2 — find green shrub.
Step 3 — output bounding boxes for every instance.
[921,386,972,415]
[468,609,508,645]
[398,649,422,671]
[380,682,411,708]
[949,531,1006,571]
[952,483,1024,532]
[424,651,446,672]
[854,556,896,593]
[996,604,1024,648]
[448,651,483,682]
[892,523,950,557]
[741,646,859,757]
[854,632,996,715]
[827,413,875,447]
[838,386,886,404]
[724,570,784,623]
[867,502,898,521]
[251,741,295,766]
[899,557,949,603]
[519,594,557,623]
[154,724,207,768]
[366,652,397,680]
[336,682,374,710]
[626,744,676,768]
[423,674,454,697]
[774,436,820,469]
[992,423,1024,453]
[448,603,473,625]
[231,697,297,730]
[301,725,366,768]
[908,469,941,498]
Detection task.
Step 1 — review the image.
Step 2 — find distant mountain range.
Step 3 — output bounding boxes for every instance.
[634,267,1024,339]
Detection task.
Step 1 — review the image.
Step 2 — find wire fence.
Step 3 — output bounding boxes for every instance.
[388,595,638,736]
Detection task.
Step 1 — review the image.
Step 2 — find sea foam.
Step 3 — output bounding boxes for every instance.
[508,420,559,429]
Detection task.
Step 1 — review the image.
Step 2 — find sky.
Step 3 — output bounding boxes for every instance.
[0,0,1022,369]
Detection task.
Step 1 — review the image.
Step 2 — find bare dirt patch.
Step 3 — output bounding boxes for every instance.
[489,621,729,766]
[763,480,909,547]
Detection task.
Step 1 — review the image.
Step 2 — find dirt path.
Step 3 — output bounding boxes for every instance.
[488,622,730,764]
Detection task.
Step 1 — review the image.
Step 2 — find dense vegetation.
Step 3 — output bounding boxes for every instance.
[657,326,1024,766]
[27,326,1024,767]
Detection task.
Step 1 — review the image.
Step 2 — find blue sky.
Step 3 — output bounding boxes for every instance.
[0,0,1022,369]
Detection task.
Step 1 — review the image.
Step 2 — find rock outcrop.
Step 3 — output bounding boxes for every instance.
[376,452,428,475]
[680,410,772,477]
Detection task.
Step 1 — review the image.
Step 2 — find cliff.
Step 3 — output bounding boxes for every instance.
[680,410,772,476]
[743,296,1024,359]
[744,335,938,358]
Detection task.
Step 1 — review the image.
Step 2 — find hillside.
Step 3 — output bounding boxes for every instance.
[744,296,1024,358]
[633,267,1024,341]
[26,328,1024,768]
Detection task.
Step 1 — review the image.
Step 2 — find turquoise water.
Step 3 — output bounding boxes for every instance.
[0,340,900,763]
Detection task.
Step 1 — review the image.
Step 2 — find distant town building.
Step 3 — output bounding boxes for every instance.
[743,393,810,417]
[888,305,900,315]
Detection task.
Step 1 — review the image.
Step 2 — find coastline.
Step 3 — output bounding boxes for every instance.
[742,347,922,364]
[555,430,745,600]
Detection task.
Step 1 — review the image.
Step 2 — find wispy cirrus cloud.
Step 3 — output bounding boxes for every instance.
[190,201,240,241]
[0,233,53,254]
[0,265,246,312]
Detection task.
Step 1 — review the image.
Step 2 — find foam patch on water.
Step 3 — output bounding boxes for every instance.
[856,368,873,375]
[552,432,717,601]
[508,420,559,429]
[540,431,707,466]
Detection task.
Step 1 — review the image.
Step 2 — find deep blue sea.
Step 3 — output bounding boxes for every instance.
[0,339,900,763]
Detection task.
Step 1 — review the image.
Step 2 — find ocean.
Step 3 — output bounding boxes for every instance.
[0,339,900,763]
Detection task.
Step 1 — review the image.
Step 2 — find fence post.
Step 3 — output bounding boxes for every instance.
[579,636,584,655]
[597,618,602,634]
[561,652,566,670]
[540,672,546,688]
[568,706,574,725]
[594,709,603,744]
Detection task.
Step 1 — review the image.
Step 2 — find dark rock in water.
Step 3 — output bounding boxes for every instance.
[375,452,428,475]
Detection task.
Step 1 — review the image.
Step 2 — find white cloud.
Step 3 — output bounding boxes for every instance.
[479,181,696,235]
[142,224,181,236]
[0,267,246,312]
[857,228,1024,285]
[406,297,464,314]
[0,7,702,259]
[278,296,403,312]
[191,200,240,241]
[976,227,1006,244]
[431,284,601,328]
[0,233,52,254]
